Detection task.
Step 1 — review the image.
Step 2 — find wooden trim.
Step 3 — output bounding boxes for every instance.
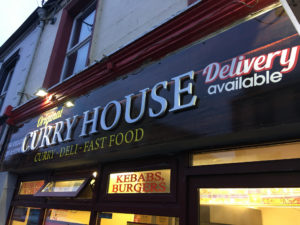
[42,9,73,88]
[11,0,277,124]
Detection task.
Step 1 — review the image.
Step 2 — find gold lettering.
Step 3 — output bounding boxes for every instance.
[116,132,124,145]
[109,135,115,147]
[65,145,70,156]
[135,128,144,142]
[75,144,79,154]
[89,140,95,151]
[96,137,107,148]
[84,141,90,152]
[60,147,65,157]
[34,153,41,162]
[125,130,134,143]
[37,108,64,127]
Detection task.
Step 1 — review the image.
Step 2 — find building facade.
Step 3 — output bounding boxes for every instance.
[1,0,300,225]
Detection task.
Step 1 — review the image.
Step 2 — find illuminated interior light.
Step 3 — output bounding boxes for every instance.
[35,89,48,97]
[93,171,98,178]
[65,101,75,108]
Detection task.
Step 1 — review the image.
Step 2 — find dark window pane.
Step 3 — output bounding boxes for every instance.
[9,207,41,225]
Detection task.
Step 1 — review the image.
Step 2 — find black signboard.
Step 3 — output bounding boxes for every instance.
[4,6,300,172]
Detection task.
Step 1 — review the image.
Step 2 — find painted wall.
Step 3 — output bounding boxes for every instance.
[90,0,188,63]
[0,24,41,114]
[0,172,17,225]
[22,10,63,103]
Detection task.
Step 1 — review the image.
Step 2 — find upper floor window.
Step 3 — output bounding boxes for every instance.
[0,52,19,110]
[62,2,96,80]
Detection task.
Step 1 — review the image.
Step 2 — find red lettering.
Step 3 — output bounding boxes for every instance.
[130,174,137,182]
[155,172,162,181]
[127,184,133,192]
[138,174,146,182]
[146,172,154,182]
[134,183,142,193]
[112,184,118,193]
[124,174,130,182]
[143,183,151,192]
[116,175,123,183]
[150,183,158,192]
[158,182,167,192]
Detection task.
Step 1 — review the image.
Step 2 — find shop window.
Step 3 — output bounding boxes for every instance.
[18,180,44,195]
[199,188,300,225]
[34,178,90,197]
[97,212,179,225]
[8,206,41,225]
[62,3,96,79]
[44,209,91,225]
[191,142,300,166]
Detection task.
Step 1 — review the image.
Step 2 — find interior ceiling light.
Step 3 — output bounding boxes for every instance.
[35,89,48,97]
[93,171,98,178]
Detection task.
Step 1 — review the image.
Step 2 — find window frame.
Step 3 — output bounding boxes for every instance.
[61,2,96,80]
[43,0,98,89]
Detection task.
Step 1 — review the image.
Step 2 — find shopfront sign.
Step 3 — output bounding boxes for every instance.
[108,169,171,194]
[21,71,197,153]
[20,46,300,154]
[4,7,300,172]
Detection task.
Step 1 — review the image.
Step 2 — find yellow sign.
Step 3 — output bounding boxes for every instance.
[18,180,44,195]
[108,169,171,194]
[49,209,90,224]
[37,107,64,127]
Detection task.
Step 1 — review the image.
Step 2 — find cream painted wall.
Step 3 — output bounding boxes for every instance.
[90,0,188,63]
[22,9,63,104]
[0,25,41,114]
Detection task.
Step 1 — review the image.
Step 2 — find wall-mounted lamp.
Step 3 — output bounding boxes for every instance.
[65,101,75,108]
[35,88,48,97]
